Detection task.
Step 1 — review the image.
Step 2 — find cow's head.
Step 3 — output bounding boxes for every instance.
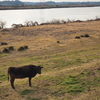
[36,66,43,74]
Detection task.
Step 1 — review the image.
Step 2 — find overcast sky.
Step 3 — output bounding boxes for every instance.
[21,0,100,2]
[1,0,100,2]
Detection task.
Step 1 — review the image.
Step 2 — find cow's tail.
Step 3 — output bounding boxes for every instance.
[8,69,9,81]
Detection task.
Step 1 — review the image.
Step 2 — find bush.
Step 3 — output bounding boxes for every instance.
[0,19,6,29]
[75,36,80,39]
[1,42,8,45]
[85,34,90,38]
[24,46,28,49]
[80,35,85,37]
[8,46,14,51]
[2,48,9,53]
[18,46,28,51]
[18,46,25,51]
[75,34,90,39]
[57,41,60,43]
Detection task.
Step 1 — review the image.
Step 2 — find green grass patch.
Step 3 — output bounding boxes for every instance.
[61,75,84,94]
[23,57,42,62]
[20,89,33,95]
[60,68,100,94]
[0,53,9,57]
[61,76,80,85]
[67,84,84,94]
[76,68,100,90]
[69,58,85,65]
[27,97,40,100]
[18,57,42,65]
[0,73,7,81]
[51,59,70,68]
[85,76,100,87]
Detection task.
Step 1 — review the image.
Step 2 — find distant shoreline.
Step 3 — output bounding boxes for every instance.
[0,5,100,10]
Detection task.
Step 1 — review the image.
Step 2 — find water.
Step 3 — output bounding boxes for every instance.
[0,6,100,28]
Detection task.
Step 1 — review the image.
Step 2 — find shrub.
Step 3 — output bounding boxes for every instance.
[8,46,14,51]
[80,35,85,37]
[57,41,60,43]
[2,48,9,53]
[24,46,28,49]
[18,46,24,51]
[75,34,90,39]
[18,46,28,51]
[85,34,90,38]
[75,36,80,39]
[1,42,8,45]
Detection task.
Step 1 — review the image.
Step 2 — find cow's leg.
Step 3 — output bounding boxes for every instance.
[29,77,32,87]
[10,78,15,89]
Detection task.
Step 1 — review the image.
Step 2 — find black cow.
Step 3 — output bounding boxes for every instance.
[8,65,43,89]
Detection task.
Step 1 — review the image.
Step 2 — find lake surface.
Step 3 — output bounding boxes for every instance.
[0,6,100,28]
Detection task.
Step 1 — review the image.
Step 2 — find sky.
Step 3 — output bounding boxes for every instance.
[0,0,100,2]
[20,0,100,2]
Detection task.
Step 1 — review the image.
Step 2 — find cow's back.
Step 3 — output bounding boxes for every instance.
[8,65,37,78]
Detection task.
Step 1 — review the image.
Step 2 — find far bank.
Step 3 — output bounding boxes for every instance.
[0,5,100,10]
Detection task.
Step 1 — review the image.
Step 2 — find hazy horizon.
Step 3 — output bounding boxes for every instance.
[0,0,100,2]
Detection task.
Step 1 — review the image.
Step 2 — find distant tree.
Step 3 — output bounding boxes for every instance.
[24,20,32,27]
[0,19,6,29]
[24,20,37,27]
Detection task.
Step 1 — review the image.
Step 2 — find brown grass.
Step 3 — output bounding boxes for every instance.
[0,20,100,100]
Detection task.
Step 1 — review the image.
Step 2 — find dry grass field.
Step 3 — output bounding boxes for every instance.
[0,20,100,100]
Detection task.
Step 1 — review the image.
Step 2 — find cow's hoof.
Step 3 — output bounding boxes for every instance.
[12,87,15,89]
[29,85,32,87]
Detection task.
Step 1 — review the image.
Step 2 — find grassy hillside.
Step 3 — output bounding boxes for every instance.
[0,20,100,100]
